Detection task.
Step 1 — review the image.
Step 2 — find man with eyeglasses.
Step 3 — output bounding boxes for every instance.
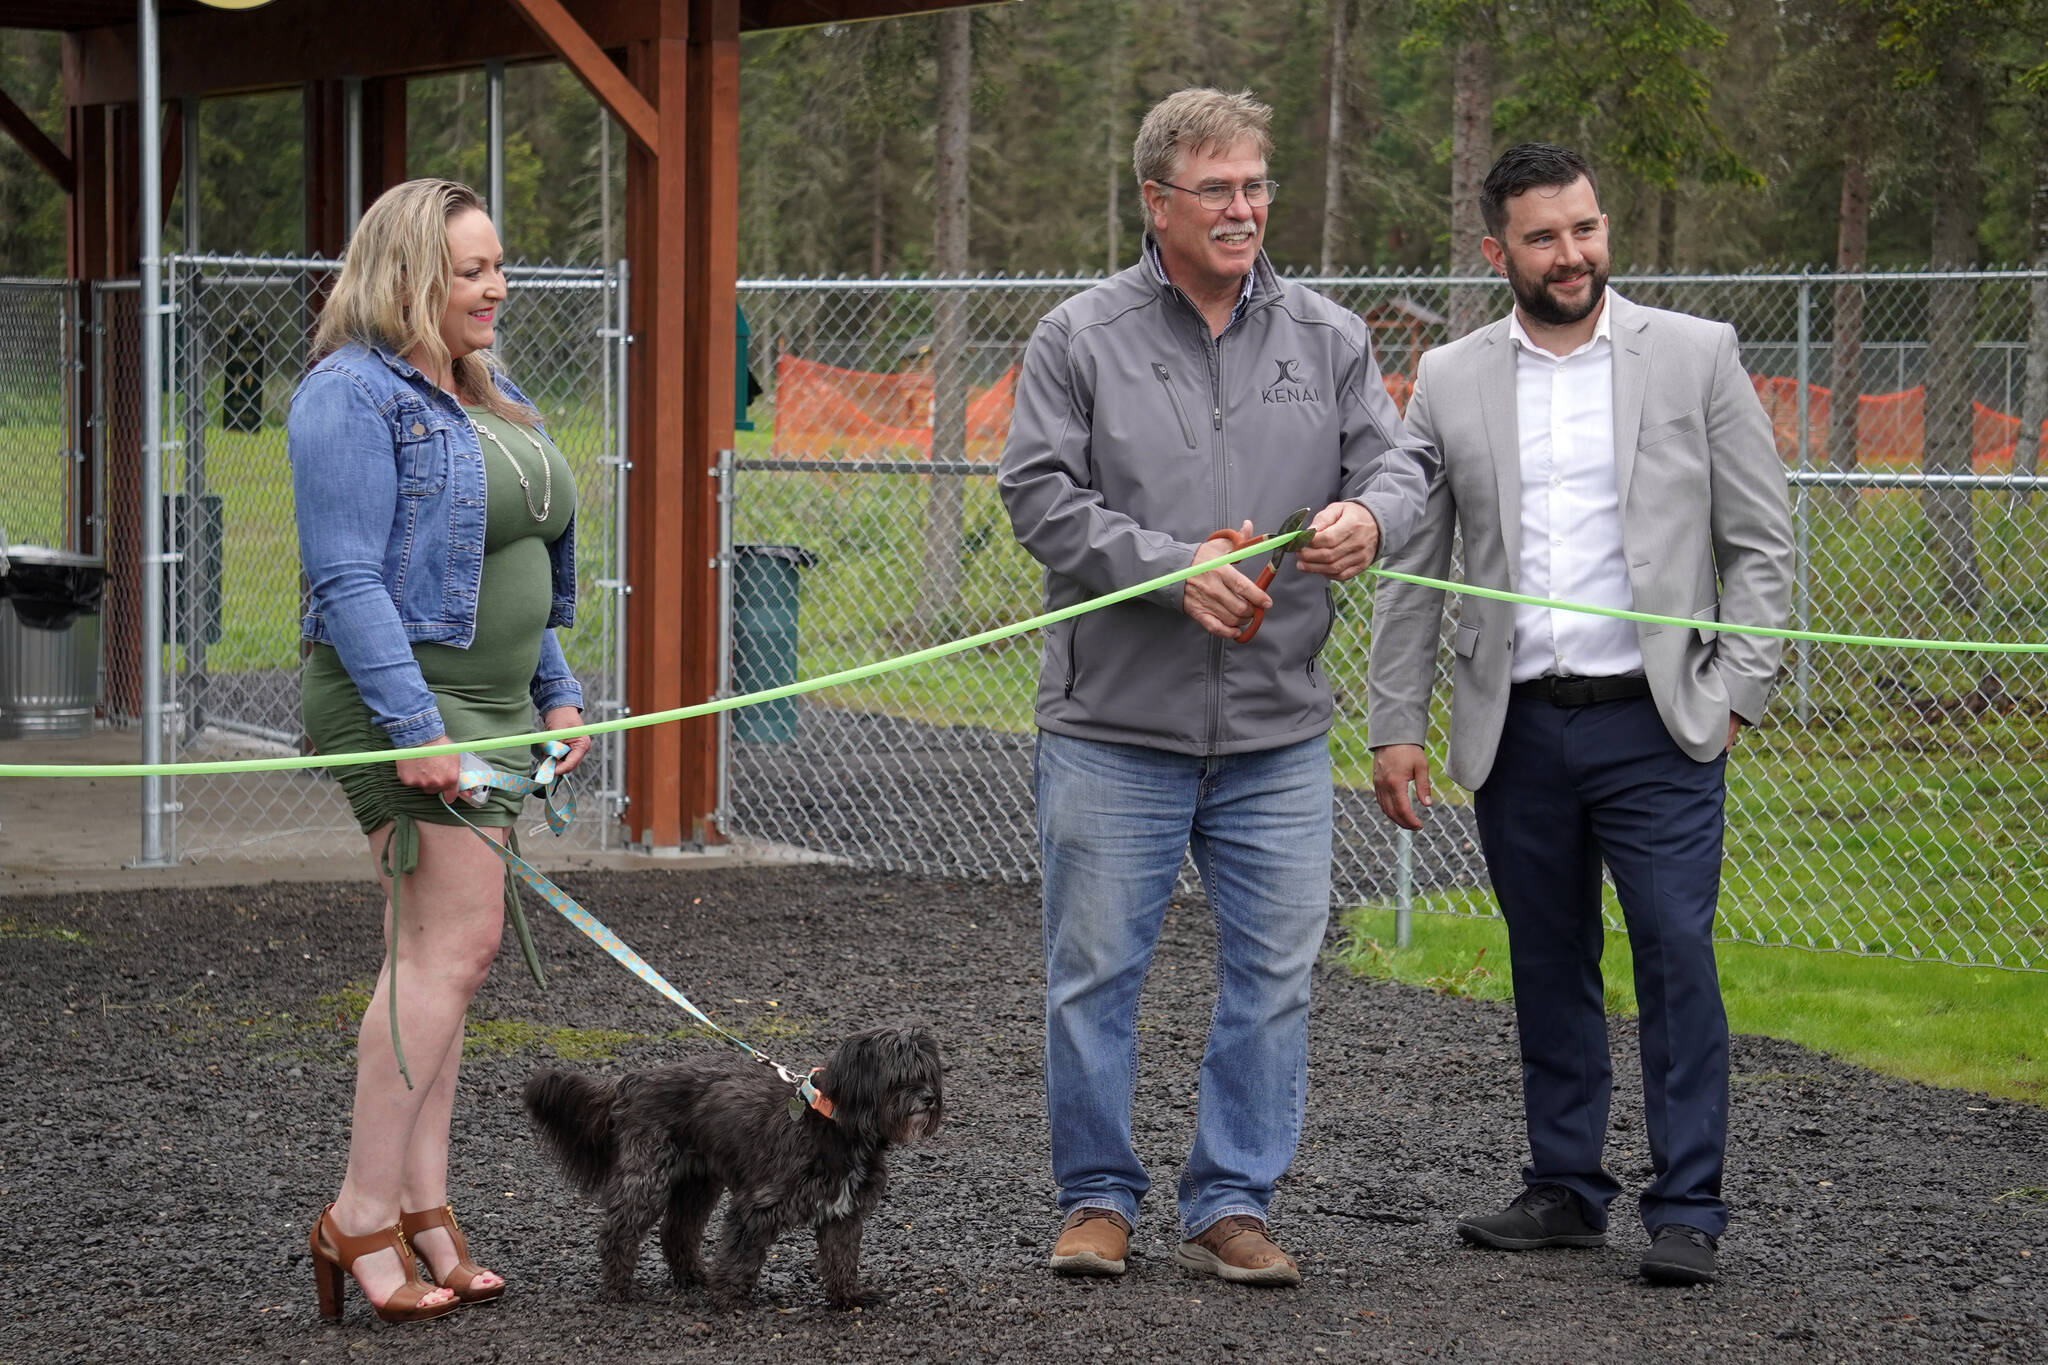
[999,86,1435,1287]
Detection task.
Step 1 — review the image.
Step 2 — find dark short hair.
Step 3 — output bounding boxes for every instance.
[1480,143,1598,239]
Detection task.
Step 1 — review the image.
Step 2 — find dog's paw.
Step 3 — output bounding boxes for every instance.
[598,1280,645,1304]
[825,1282,891,1311]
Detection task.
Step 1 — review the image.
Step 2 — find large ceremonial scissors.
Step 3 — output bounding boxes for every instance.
[1201,505,1313,643]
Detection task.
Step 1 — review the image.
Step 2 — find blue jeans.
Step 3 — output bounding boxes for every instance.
[1035,729,1332,1239]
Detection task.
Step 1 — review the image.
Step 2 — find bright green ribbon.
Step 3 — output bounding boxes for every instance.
[2,530,2041,782]
[1367,567,2048,655]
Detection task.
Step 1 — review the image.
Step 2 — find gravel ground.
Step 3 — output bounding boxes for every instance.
[3,864,2043,1364]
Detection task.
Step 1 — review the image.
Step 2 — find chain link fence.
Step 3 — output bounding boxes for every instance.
[0,279,84,554]
[76,257,630,861]
[725,269,2048,972]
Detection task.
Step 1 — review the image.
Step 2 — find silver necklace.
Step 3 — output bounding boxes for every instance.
[467,411,551,522]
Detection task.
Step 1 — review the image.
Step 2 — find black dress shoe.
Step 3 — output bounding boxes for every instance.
[1640,1224,1718,1285]
[1455,1184,1607,1250]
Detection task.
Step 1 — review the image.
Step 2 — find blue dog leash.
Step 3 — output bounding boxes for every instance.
[432,742,828,1115]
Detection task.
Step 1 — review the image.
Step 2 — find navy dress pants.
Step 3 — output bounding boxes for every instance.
[1473,693,1731,1237]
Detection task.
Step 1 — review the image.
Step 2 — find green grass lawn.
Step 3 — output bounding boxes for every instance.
[728,446,2048,976]
[1334,897,2048,1104]
[2,405,622,679]
[2,418,74,547]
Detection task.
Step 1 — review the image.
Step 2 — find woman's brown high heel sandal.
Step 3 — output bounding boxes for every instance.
[401,1203,506,1304]
[309,1203,461,1324]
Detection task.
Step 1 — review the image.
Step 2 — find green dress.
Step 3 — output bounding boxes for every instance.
[302,404,577,835]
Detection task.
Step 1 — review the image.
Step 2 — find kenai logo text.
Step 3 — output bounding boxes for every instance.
[1261,357,1321,405]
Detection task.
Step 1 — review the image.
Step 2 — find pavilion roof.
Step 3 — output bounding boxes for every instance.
[1,0,985,39]
[7,0,990,104]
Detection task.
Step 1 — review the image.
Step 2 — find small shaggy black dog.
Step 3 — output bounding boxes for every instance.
[523,1026,943,1309]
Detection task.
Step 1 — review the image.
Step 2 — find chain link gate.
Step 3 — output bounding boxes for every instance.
[724,269,2048,972]
[0,278,86,553]
[137,256,630,861]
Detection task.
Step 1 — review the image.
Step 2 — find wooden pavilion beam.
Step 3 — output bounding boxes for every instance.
[504,0,659,154]
[65,0,995,104]
[738,0,999,27]
[65,0,659,105]
[0,82,72,192]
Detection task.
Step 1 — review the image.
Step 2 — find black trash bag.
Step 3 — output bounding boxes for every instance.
[0,559,106,631]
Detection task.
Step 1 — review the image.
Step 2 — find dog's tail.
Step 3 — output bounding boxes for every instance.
[522,1070,622,1194]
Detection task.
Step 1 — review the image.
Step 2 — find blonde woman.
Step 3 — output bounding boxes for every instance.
[288,179,590,1323]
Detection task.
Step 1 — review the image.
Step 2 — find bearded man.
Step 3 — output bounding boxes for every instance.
[1366,142,1794,1286]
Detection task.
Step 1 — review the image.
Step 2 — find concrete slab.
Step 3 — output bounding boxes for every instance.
[1,729,823,897]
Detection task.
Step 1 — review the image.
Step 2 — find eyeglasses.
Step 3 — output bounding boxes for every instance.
[1155,178,1279,211]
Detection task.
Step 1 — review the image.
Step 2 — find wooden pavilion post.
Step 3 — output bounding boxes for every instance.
[363,77,407,199]
[618,1,701,848]
[607,0,736,850]
[304,80,348,259]
[65,100,112,559]
[676,0,739,844]
[506,0,730,848]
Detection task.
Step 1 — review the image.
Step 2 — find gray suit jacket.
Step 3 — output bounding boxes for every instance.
[1365,291,1795,790]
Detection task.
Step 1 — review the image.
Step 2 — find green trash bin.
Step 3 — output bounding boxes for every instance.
[731,544,819,743]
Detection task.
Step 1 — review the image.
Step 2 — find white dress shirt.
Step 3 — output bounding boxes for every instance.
[1507,291,1644,684]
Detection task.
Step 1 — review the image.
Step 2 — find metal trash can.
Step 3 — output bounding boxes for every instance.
[0,545,106,741]
[730,544,819,744]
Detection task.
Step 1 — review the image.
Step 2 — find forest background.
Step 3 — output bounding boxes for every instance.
[1,0,2047,279]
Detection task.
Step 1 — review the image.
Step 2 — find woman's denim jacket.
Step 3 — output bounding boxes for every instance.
[288,341,582,748]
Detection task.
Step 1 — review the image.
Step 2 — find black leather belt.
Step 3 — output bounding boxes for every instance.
[1510,674,1652,706]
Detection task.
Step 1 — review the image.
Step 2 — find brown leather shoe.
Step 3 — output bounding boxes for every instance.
[1048,1208,1130,1277]
[1174,1214,1301,1287]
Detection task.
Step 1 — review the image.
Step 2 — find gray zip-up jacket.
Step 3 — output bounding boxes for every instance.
[998,250,1438,755]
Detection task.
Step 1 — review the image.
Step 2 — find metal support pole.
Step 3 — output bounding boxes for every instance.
[1788,469,2048,490]
[178,92,201,734]
[486,60,505,235]
[1394,826,1414,949]
[65,282,83,552]
[1792,275,1814,727]
[591,261,634,849]
[610,259,632,842]
[342,76,364,237]
[91,287,107,562]
[714,447,736,837]
[136,0,174,867]
[178,262,210,740]
[90,287,108,708]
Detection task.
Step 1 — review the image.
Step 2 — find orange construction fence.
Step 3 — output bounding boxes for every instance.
[767,354,2040,472]
[771,355,1019,460]
[770,354,1413,461]
[1749,377,2045,471]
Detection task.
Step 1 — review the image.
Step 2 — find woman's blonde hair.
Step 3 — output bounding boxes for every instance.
[313,178,538,425]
